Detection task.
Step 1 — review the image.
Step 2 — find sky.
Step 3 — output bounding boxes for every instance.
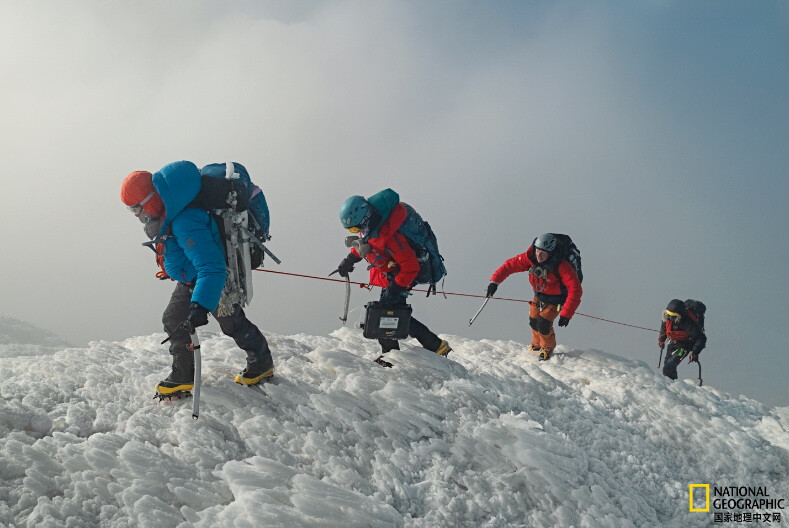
[0,317,787,526]
[0,0,787,407]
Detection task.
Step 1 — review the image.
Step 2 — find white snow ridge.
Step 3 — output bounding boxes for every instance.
[0,323,787,527]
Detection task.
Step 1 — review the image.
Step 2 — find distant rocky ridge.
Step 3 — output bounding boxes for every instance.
[0,314,71,357]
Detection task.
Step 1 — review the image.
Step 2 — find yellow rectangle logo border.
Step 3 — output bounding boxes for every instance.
[689,484,710,512]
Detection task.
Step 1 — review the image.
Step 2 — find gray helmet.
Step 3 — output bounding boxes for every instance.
[533,233,556,252]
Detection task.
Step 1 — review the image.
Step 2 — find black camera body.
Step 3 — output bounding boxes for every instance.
[360,301,412,339]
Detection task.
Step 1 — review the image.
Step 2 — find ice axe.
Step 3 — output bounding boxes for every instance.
[189,327,202,419]
[328,270,352,324]
[340,275,351,324]
[468,297,491,326]
[688,355,703,387]
[161,319,203,419]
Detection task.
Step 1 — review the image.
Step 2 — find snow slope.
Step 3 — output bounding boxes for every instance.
[0,320,786,527]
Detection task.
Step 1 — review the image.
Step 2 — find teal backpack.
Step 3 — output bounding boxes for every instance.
[397,203,447,292]
[363,189,447,294]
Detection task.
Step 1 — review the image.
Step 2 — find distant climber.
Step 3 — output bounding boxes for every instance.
[659,299,707,380]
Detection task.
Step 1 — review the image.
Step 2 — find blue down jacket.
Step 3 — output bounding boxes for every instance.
[152,161,226,311]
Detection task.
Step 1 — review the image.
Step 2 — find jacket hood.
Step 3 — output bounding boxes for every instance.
[366,188,400,238]
[152,161,202,232]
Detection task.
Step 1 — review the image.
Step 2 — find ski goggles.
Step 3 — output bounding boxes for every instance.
[662,310,682,323]
[346,219,370,236]
[128,191,156,222]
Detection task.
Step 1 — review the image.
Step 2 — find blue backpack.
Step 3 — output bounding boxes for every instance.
[398,203,447,291]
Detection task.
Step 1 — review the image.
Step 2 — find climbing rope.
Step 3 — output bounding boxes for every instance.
[254,268,658,333]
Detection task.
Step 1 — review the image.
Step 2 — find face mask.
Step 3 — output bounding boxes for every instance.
[662,310,682,324]
[345,235,371,257]
[144,219,163,240]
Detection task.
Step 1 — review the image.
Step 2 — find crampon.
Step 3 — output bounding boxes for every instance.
[374,355,394,368]
[154,390,192,402]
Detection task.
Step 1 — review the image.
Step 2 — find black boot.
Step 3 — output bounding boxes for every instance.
[156,352,195,396]
[378,338,400,354]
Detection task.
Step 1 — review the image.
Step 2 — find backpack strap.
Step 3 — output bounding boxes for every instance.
[154,242,169,280]
[426,282,436,297]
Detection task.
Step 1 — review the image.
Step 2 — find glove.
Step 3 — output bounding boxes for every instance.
[658,341,665,350]
[486,282,498,297]
[187,302,209,328]
[689,352,699,363]
[334,253,362,278]
[380,282,409,305]
[558,316,570,327]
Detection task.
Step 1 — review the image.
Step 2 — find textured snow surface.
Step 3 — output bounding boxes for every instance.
[0,321,786,527]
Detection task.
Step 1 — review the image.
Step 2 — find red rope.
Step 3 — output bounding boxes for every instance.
[254,268,658,333]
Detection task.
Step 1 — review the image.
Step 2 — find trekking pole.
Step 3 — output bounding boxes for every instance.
[658,343,665,368]
[190,325,202,419]
[696,358,703,387]
[468,297,491,326]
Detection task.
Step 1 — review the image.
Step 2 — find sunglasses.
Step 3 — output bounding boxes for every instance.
[346,225,362,233]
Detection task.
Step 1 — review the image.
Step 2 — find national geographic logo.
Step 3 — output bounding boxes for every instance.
[690,484,786,524]
[690,484,710,512]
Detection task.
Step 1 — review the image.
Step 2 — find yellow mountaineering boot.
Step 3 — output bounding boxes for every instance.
[235,366,274,386]
[155,379,195,398]
[538,348,553,361]
[435,340,452,357]
[527,345,541,352]
[155,352,194,399]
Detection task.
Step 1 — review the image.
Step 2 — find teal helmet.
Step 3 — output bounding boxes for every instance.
[534,233,557,252]
[339,195,371,229]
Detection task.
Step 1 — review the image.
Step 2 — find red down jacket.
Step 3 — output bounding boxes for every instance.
[490,245,583,318]
[350,203,421,288]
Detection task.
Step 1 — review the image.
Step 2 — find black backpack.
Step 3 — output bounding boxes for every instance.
[550,233,583,283]
[188,174,250,213]
[684,299,706,330]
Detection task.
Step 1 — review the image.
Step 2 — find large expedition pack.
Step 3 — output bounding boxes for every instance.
[188,162,279,312]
